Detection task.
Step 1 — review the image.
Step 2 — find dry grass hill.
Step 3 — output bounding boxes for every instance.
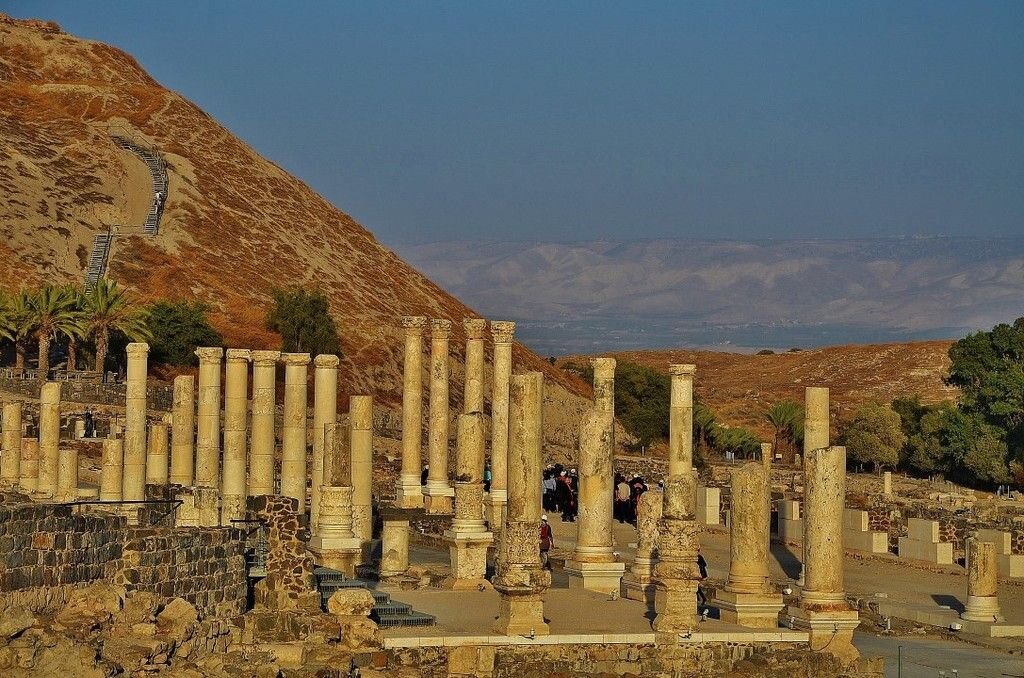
[0,15,591,452]
[560,340,959,440]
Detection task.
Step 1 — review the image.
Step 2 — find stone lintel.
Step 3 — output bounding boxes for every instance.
[314,353,340,368]
[490,320,516,343]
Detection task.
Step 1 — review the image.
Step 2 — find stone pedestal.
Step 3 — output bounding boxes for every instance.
[311,354,340,532]
[493,372,550,636]
[308,485,361,576]
[1,401,23,486]
[566,404,624,594]
[222,349,251,524]
[622,489,662,603]
[146,422,169,485]
[843,509,887,554]
[100,438,123,502]
[962,538,1003,622]
[898,518,953,565]
[696,485,721,526]
[462,318,486,414]
[350,395,374,551]
[486,321,515,532]
[176,486,220,527]
[37,382,61,498]
[194,347,223,488]
[249,351,280,496]
[789,445,859,661]
[977,529,1024,578]
[425,319,454,514]
[169,375,194,486]
[380,519,410,577]
[882,471,892,496]
[443,413,493,589]
[19,438,39,493]
[122,343,149,501]
[281,353,310,503]
[714,463,782,628]
[396,316,427,509]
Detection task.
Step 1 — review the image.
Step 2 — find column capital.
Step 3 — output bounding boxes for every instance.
[194,347,224,363]
[251,350,281,366]
[126,342,150,356]
[669,363,696,377]
[490,320,516,343]
[592,357,616,377]
[430,318,452,338]
[281,352,311,366]
[463,318,487,340]
[401,315,428,332]
[225,348,252,363]
[314,354,340,369]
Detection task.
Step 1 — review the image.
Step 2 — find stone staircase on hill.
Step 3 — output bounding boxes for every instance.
[315,567,435,629]
[111,135,168,235]
[84,227,114,292]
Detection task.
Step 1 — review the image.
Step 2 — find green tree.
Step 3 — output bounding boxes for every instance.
[28,284,84,376]
[765,400,804,463]
[148,301,223,366]
[610,362,670,448]
[265,286,341,355]
[840,403,906,471]
[83,280,152,373]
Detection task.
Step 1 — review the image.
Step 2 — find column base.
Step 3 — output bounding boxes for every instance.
[652,579,699,633]
[423,484,454,515]
[484,494,507,533]
[621,570,657,603]
[493,594,549,637]
[961,596,1004,623]
[565,559,625,595]
[787,605,860,662]
[443,529,493,588]
[394,477,424,509]
[307,536,362,578]
[713,590,784,629]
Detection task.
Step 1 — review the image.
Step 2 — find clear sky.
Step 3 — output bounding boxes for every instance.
[11,1,1024,245]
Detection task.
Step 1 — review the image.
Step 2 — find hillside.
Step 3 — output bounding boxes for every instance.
[559,340,959,440]
[0,15,591,452]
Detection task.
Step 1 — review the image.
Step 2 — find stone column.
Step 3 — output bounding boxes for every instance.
[194,347,224,488]
[380,519,410,577]
[566,407,624,593]
[424,319,455,513]
[308,423,361,575]
[222,349,251,524]
[311,354,339,532]
[493,372,550,636]
[56,442,79,503]
[486,320,515,531]
[122,343,149,501]
[396,316,427,508]
[962,538,1003,622]
[1,401,22,486]
[463,318,487,414]
[714,463,782,627]
[882,471,892,497]
[789,445,859,660]
[803,387,829,457]
[169,375,195,485]
[37,382,61,498]
[760,442,773,472]
[19,438,39,493]
[146,423,169,485]
[350,395,374,550]
[443,413,493,589]
[100,438,123,502]
[622,488,663,602]
[653,364,700,633]
[280,353,310,504]
[249,350,280,496]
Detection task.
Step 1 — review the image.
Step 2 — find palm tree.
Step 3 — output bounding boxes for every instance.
[9,289,35,371]
[65,286,87,371]
[28,284,85,377]
[83,279,151,374]
[0,290,14,344]
[765,400,804,464]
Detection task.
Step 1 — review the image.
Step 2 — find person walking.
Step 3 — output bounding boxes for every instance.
[483,461,493,493]
[84,407,95,438]
[615,474,631,523]
[539,515,554,569]
[696,548,709,607]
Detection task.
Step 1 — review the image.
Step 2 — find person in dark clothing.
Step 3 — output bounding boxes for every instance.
[84,408,95,438]
[483,461,492,493]
[421,464,429,485]
[559,474,578,522]
[539,515,554,569]
[696,549,709,606]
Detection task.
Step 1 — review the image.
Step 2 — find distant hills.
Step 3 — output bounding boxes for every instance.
[399,238,1024,354]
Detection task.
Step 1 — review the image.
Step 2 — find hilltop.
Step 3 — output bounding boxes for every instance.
[0,14,590,451]
[559,340,958,440]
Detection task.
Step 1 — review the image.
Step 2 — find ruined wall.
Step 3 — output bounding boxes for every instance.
[0,492,247,617]
[0,377,175,411]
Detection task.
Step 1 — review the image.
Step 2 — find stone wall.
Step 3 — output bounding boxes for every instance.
[371,641,884,677]
[0,491,248,618]
[0,376,174,411]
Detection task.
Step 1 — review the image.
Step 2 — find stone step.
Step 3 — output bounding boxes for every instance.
[373,610,436,629]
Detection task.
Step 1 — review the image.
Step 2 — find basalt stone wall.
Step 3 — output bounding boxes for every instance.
[118,527,247,618]
[248,495,313,596]
[0,492,248,618]
[0,377,174,411]
[372,642,884,678]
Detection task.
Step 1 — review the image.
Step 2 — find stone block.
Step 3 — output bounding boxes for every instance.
[977,529,1024,578]
[843,509,888,554]
[898,536,953,565]
[696,486,720,526]
[776,499,802,543]
[564,560,626,595]
[327,589,374,617]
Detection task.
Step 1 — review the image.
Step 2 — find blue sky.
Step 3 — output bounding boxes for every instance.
[11,1,1024,245]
